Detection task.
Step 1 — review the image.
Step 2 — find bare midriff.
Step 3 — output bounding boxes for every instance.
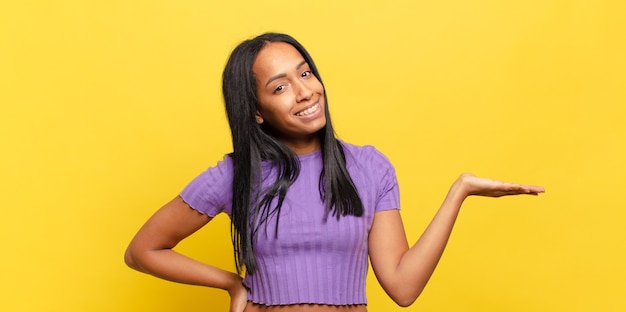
[244,302,368,312]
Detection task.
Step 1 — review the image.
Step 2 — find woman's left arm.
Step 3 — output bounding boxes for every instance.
[368,173,545,307]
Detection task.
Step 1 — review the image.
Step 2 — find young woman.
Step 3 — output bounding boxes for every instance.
[124,33,545,312]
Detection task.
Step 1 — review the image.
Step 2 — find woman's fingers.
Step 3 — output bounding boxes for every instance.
[459,173,545,197]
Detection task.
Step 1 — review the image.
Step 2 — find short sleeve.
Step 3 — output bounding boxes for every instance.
[342,141,401,213]
[370,148,400,212]
[179,156,234,217]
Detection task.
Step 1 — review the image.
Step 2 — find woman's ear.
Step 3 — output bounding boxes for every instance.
[255,110,264,124]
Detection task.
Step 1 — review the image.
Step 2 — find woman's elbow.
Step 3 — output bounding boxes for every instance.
[395,297,417,308]
[391,290,422,307]
[124,245,141,271]
[393,298,417,308]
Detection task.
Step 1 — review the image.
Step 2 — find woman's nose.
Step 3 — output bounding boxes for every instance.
[295,81,313,102]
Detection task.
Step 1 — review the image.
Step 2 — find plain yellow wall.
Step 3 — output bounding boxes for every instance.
[1,1,625,311]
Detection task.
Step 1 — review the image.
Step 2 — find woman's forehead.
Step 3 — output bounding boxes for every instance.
[253,42,306,74]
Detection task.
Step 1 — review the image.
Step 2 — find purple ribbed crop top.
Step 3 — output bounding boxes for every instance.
[180,142,400,305]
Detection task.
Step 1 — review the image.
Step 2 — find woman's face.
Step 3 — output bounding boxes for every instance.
[252,42,326,149]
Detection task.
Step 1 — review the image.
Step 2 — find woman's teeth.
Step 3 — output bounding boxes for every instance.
[295,103,319,116]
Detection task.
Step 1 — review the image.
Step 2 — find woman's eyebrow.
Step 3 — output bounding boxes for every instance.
[295,60,307,69]
[265,60,308,87]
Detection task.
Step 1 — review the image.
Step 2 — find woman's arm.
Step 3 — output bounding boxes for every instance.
[368,173,545,307]
[124,196,248,311]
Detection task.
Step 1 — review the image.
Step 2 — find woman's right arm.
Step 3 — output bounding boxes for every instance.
[124,196,248,311]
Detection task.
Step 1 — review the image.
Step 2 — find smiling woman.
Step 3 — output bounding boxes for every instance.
[253,42,327,154]
[124,32,544,312]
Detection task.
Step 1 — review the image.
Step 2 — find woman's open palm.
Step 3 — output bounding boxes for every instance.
[457,173,545,197]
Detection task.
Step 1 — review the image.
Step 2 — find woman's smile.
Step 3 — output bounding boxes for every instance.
[295,103,321,117]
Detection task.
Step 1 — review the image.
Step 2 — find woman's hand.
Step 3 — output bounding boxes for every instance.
[228,280,248,312]
[455,173,545,198]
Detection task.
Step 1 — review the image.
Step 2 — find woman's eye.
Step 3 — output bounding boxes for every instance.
[301,70,312,77]
[273,85,285,93]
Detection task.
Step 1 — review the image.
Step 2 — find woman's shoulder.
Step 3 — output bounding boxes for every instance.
[216,153,235,170]
[184,154,235,193]
[339,140,391,164]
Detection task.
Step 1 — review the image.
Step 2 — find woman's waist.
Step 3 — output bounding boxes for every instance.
[244,302,367,312]
[244,265,368,306]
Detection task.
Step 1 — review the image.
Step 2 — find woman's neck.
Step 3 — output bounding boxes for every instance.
[282,136,321,155]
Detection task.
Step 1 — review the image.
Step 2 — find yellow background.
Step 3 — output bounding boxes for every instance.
[1,1,625,311]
